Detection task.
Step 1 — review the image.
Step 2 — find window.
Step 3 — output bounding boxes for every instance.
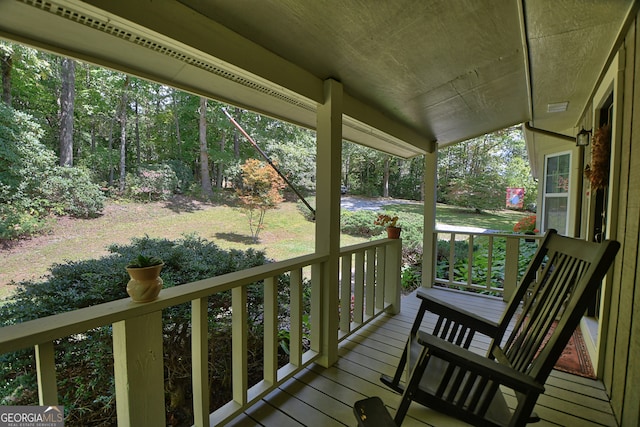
[542,152,570,235]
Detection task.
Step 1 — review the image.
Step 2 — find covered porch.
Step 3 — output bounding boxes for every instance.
[230,287,615,427]
[1,1,638,425]
[0,234,614,426]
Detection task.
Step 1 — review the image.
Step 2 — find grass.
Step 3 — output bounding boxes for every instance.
[0,195,531,299]
[382,201,531,232]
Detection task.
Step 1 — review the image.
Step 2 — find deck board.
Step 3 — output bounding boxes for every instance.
[233,287,617,426]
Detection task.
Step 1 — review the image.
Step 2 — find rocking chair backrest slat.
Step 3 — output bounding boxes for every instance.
[495,231,619,382]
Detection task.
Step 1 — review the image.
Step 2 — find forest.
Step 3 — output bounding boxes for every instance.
[1,40,536,242]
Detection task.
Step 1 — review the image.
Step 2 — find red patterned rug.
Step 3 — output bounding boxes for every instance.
[553,325,596,379]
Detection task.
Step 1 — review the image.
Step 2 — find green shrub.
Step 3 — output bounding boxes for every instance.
[0,104,55,238]
[40,166,105,217]
[166,159,195,194]
[126,164,178,201]
[0,234,307,426]
[340,210,380,237]
[0,104,104,238]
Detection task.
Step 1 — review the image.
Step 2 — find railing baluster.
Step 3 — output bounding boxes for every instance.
[467,234,474,288]
[487,235,494,291]
[340,254,352,334]
[353,251,365,324]
[365,248,376,318]
[310,262,322,353]
[35,341,58,406]
[375,245,386,311]
[449,232,456,285]
[263,277,278,383]
[192,298,210,427]
[290,268,303,366]
[232,286,248,405]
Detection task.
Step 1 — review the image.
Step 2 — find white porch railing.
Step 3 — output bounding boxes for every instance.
[0,238,401,427]
[433,230,543,301]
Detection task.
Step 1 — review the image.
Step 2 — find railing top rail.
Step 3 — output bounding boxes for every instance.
[435,229,545,239]
[0,252,329,354]
[339,238,400,255]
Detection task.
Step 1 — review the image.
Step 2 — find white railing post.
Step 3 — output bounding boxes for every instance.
[263,277,278,383]
[35,341,58,406]
[310,263,323,354]
[290,268,303,366]
[365,248,376,318]
[232,286,248,405]
[503,235,521,302]
[339,255,352,334]
[192,298,210,427]
[384,239,402,314]
[113,311,165,427]
[375,246,386,311]
[353,251,365,324]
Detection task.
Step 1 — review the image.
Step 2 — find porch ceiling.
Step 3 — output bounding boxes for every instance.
[0,0,635,158]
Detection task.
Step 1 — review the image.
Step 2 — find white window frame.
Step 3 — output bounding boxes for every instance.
[542,151,571,235]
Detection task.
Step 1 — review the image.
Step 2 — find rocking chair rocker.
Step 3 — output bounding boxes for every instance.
[354,229,619,427]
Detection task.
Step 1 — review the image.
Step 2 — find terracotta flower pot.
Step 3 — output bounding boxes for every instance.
[126,264,164,302]
[386,226,401,239]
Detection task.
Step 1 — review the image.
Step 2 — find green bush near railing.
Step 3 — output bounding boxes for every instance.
[434,236,539,295]
[0,234,307,426]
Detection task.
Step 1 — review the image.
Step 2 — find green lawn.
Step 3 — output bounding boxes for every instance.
[383,201,530,232]
[0,196,531,298]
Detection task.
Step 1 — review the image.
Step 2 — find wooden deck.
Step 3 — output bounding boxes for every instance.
[225,288,618,427]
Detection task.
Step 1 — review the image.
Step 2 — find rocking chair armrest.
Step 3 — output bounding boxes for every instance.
[417,331,545,395]
[417,288,500,337]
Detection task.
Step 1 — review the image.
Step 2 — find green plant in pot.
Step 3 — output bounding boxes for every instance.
[374,214,401,239]
[125,255,164,302]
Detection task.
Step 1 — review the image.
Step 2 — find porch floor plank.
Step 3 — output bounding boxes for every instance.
[232,288,617,426]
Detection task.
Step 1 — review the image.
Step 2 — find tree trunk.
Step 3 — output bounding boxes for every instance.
[383,156,390,197]
[59,57,75,166]
[118,76,131,193]
[172,90,182,159]
[108,120,114,187]
[233,107,241,158]
[217,134,225,188]
[199,97,213,197]
[135,96,140,168]
[1,50,11,106]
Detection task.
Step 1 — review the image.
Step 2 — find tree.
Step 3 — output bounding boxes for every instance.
[1,43,12,106]
[59,57,75,166]
[437,126,535,211]
[237,158,285,242]
[199,96,213,197]
[117,75,130,192]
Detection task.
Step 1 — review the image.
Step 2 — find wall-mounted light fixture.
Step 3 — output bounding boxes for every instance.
[576,127,592,147]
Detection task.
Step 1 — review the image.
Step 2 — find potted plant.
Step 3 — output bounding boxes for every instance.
[125,254,164,302]
[374,214,401,239]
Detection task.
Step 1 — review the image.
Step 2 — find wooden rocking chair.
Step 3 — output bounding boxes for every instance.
[354,230,619,427]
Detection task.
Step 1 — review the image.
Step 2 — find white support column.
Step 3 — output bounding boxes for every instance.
[316,78,343,367]
[422,149,438,288]
[113,312,165,427]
